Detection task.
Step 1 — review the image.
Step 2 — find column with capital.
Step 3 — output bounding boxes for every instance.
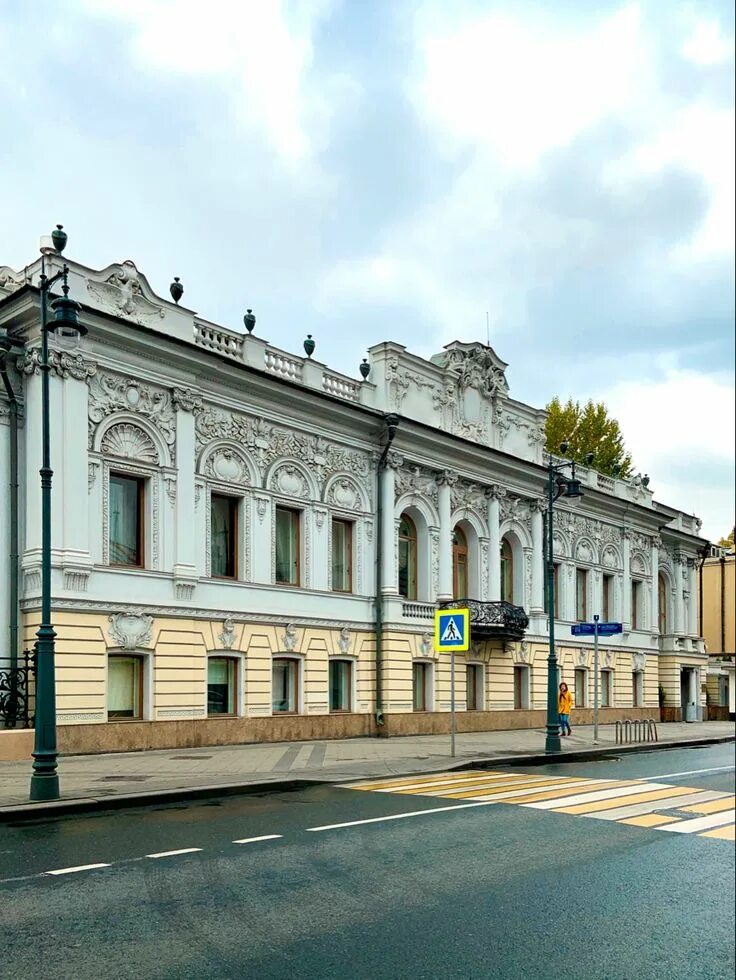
[172,387,201,584]
[622,529,632,630]
[530,499,544,613]
[437,471,457,601]
[650,537,660,633]
[687,558,698,636]
[486,486,504,601]
[674,554,686,635]
[381,452,402,595]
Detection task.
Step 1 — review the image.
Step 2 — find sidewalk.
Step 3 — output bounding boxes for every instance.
[1,721,733,816]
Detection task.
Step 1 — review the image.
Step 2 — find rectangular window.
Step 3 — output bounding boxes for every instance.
[275,507,300,586]
[272,658,298,713]
[331,519,353,593]
[513,665,530,710]
[575,569,588,622]
[329,660,352,712]
[601,669,613,708]
[207,657,237,715]
[466,664,483,711]
[574,668,587,708]
[109,473,144,567]
[211,494,238,578]
[632,671,644,707]
[631,580,642,630]
[412,663,431,712]
[603,574,614,622]
[108,655,143,720]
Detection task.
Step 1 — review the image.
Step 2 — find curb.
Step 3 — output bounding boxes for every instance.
[0,734,732,824]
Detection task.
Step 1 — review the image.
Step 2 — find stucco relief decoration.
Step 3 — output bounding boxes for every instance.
[451,481,484,515]
[205,447,251,486]
[18,348,96,381]
[101,422,159,464]
[0,265,25,294]
[492,404,511,446]
[86,260,166,326]
[603,651,614,669]
[271,464,309,499]
[172,387,203,414]
[314,508,327,529]
[575,539,595,564]
[420,633,433,657]
[553,532,569,557]
[602,545,619,569]
[164,477,177,505]
[108,611,154,650]
[218,617,236,650]
[338,628,351,655]
[430,529,440,591]
[88,461,99,491]
[282,623,298,653]
[255,496,269,524]
[327,478,362,512]
[631,553,648,576]
[386,358,411,411]
[514,641,530,664]
[577,650,588,667]
[89,371,175,458]
[632,653,646,672]
[395,465,438,505]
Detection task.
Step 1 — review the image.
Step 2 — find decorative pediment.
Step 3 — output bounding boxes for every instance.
[86,260,167,326]
[101,422,159,464]
[431,342,509,398]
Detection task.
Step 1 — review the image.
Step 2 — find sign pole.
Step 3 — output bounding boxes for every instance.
[450,652,456,758]
[593,614,600,744]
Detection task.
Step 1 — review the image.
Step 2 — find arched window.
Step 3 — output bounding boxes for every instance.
[500,538,514,603]
[398,515,418,600]
[658,573,668,634]
[452,526,468,599]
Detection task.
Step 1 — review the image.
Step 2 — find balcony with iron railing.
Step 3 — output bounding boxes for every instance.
[401,598,529,641]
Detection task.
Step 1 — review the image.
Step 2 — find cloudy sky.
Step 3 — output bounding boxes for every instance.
[1,0,733,539]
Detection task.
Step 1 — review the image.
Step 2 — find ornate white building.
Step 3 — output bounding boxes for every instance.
[0,249,709,758]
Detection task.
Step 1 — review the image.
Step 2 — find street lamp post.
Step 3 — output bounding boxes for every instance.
[544,443,591,755]
[29,226,85,802]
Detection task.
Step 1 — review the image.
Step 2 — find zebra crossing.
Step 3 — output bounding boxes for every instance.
[342,770,735,840]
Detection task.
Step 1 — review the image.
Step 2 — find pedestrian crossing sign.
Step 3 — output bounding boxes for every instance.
[434,608,470,652]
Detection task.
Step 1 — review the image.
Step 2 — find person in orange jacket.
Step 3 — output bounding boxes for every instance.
[558,682,573,736]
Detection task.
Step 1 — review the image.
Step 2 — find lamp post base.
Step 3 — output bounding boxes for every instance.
[545,729,562,754]
[29,772,60,802]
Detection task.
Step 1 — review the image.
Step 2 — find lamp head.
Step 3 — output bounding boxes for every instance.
[385,413,400,440]
[564,477,583,506]
[559,440,569,455]
[48,269,86,349]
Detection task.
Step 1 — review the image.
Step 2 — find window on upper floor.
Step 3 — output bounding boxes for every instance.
[576,568,588,622]
[603,574,614,622]
[453,526,468,599]
[399,515,418,600]
[331,519,353,594]
[500,538,514,603]
[275,507,300,586]
[109,473,145,568]
[211,494,238,579]
[631,580,643,630]
[658,574,668,634]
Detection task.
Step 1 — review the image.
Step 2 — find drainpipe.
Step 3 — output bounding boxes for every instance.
[697,543,709,645]
[374,413,400,729]
[720,555,726,655]
[0,342,20,675]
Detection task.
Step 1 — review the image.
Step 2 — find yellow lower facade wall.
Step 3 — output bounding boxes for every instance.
[5,611,706,759]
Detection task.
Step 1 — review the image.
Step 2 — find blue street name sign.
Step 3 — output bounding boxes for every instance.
[571,622,623,637]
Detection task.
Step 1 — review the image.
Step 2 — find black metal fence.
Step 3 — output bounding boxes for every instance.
[0,648,36,730]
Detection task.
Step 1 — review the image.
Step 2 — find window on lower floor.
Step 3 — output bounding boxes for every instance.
[110,473,145,567]
[466,664,484,710]
[632,670,644,707]
[329,659,352,712]
[331,519,353,593]
[601,669,613,708]
[207,657,238,715]
[272,658,299,713]
[513,665,530,709]
[211,494,238,578]
[412,662,432,712]
[574,668,588,708]
[108,655,144,720]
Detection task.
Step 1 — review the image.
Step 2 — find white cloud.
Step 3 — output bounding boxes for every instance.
[80,0,347,165]
[597,369,735,539]
[681,17,734,66]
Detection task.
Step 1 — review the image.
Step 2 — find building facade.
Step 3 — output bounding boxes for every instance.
[701,546,735,718]
[0,250,710,759]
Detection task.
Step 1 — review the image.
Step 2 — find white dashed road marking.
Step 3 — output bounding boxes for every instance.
[44,863,111,876]
[232,835,283,845]
[146,848,203,859]
[306,801,497,832]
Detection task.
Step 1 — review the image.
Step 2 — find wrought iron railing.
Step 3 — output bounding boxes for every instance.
[439,598,529,641]
[0,648,36,729]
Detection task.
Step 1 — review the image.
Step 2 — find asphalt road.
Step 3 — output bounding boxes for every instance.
[1,743,733,980]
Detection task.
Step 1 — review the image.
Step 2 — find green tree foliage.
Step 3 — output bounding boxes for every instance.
[545,397,634,478]
[718,527,735,549]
